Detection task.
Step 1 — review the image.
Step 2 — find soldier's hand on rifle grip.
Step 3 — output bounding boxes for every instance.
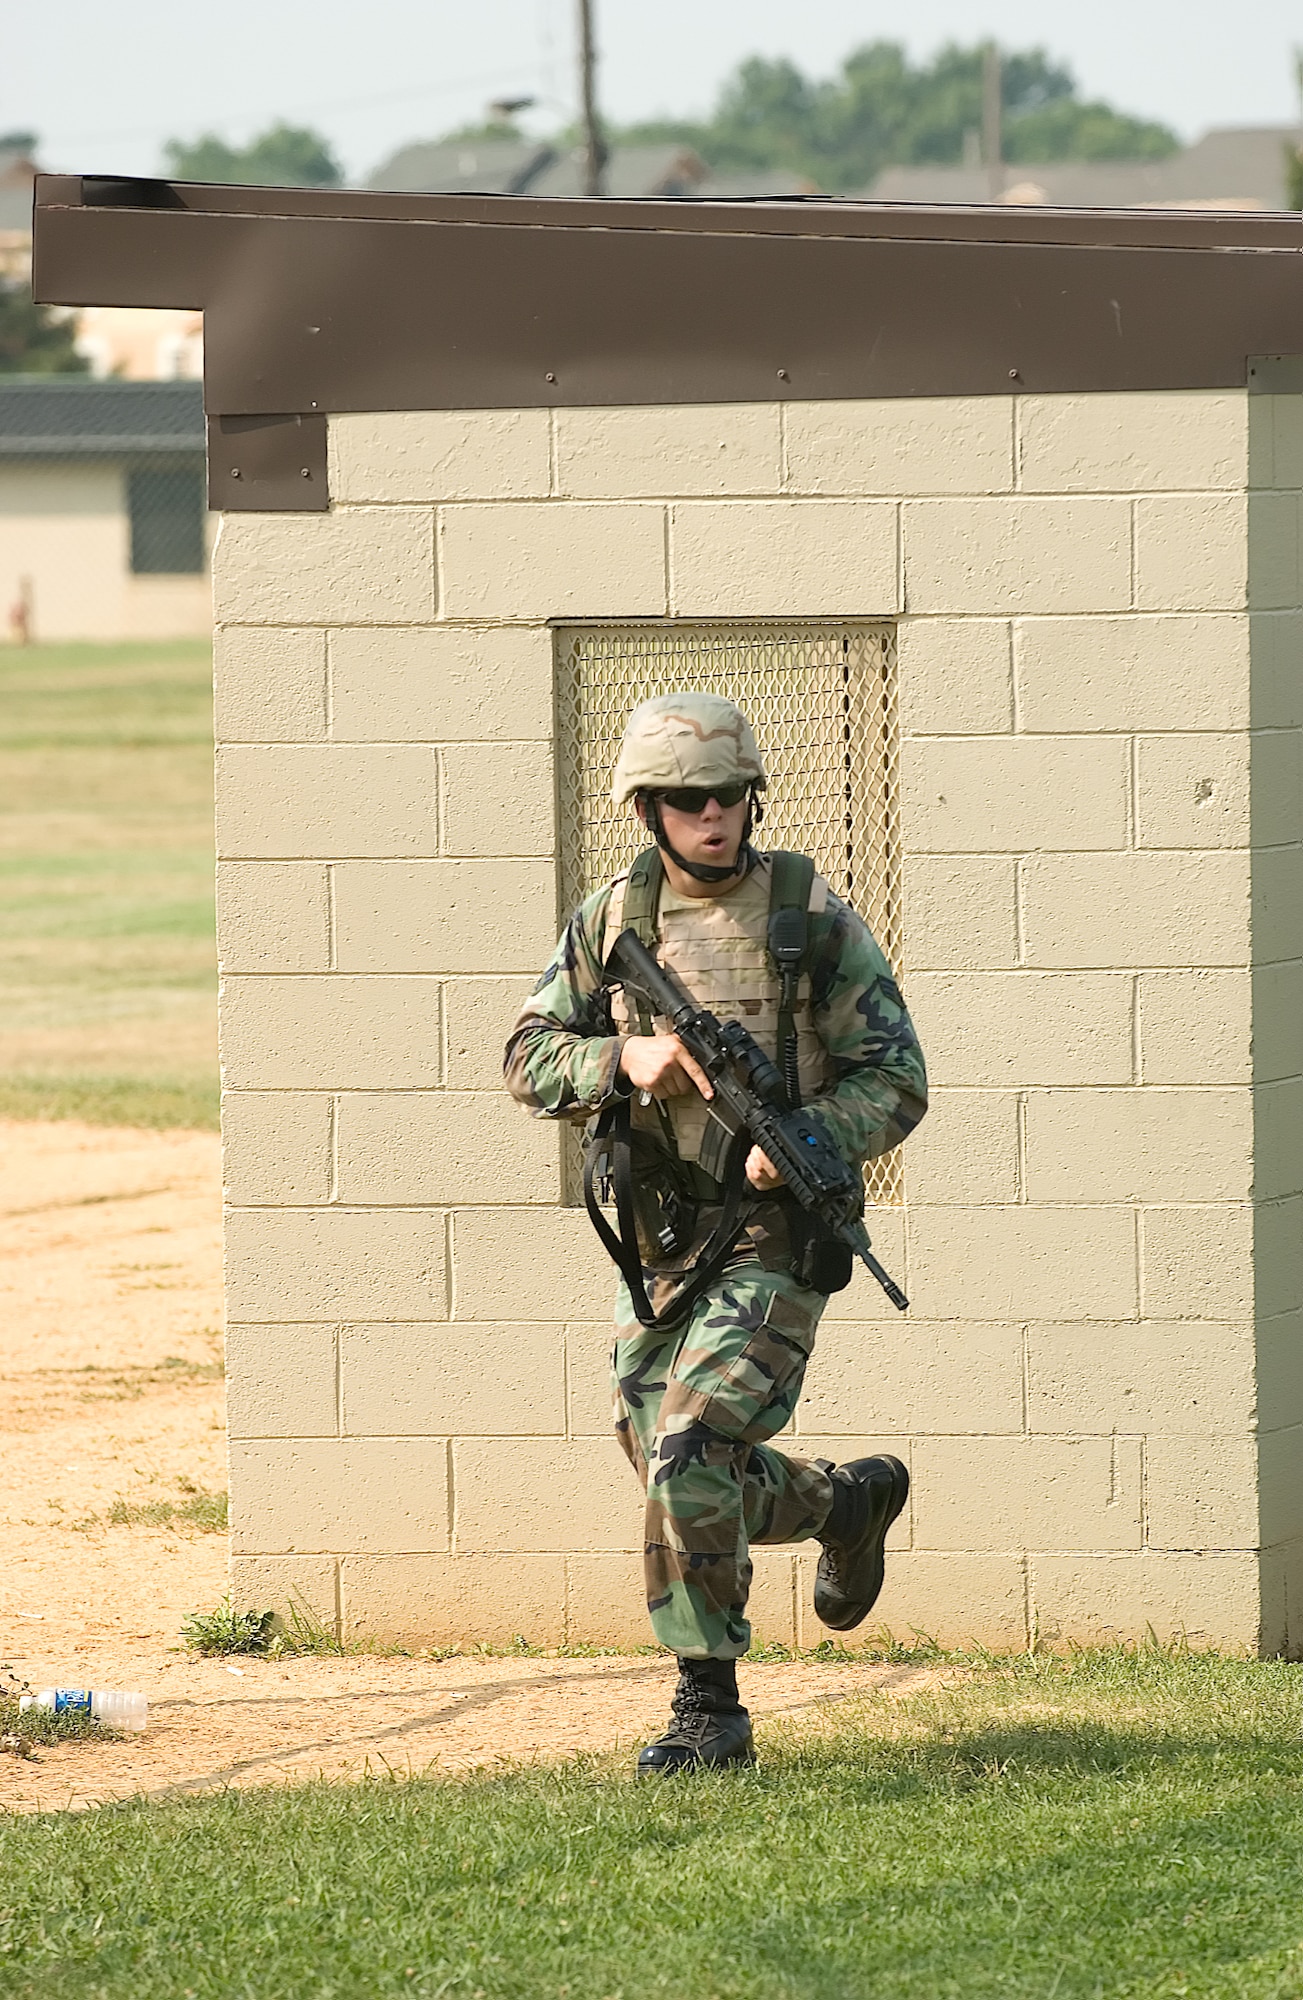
[745,1145,785,1191]
[618,1034,714,1102]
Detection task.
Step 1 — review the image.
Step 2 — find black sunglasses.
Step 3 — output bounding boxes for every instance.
[653,782,751,813]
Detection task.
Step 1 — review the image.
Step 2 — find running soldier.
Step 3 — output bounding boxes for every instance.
[505,693,927,1775]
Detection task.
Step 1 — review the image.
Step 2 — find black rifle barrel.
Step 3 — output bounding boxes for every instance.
[609,930,698,1030]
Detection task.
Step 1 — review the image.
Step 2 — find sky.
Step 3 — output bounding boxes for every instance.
[12,0,1303,182]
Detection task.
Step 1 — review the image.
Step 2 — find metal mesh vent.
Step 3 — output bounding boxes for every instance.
[554,621,903,1205]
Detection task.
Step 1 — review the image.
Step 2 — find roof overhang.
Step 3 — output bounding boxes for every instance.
[32,173,1303,510]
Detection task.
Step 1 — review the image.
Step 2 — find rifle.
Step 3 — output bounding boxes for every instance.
[605,928,908,1313]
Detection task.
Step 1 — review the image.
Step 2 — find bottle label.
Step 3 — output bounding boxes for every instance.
[53,1690,92,1715]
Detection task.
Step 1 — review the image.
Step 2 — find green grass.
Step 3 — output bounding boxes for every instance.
[105,1486,228,1533]
[0,1668,123,1751]
[180,1592,407,1658]
[0,639,217,1130]
[3,1649,1303,1998]
[179,1599,278,1657]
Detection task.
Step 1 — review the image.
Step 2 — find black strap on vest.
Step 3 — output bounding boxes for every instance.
[618,849,678,1155]
[583,1100,754,1330]
[584,847,820,1331]
[766,851,815,1109]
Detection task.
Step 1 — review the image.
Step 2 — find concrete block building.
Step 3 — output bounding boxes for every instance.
[35,178,1303,1654]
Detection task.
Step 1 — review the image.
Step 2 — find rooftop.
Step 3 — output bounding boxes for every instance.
[865,125,1303,212]
[369,139,716,201]
[0,376,204,454]
[517,146,709,201]
[369,138,554,197]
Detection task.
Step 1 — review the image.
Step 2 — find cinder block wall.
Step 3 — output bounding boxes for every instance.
[217,387,1303,1654]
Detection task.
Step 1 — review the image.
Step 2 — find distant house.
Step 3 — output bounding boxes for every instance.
[0,138,37,205]
[865,125,1303,209]
[369,137,556,196]
[370,120,1303,211]
[0,378,211,642]
[74,305,204,382]
[525,145,710,200]
[691,169,821,201]
[0,138,40,279]
[367,138,714,200]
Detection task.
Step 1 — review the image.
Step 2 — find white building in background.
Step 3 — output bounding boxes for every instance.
[0,379,212,642]
[74,305,204,382]
[0,136,40,280]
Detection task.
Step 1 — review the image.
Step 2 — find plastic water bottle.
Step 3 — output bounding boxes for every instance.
[19,1689,148,1731]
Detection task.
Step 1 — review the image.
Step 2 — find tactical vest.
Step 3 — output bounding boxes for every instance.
[602,849,834,1172]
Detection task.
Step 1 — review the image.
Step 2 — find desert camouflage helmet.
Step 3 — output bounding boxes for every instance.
[611,692,767,806]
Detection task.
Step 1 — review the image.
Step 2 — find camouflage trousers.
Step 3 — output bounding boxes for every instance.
[612,1259,836,1661]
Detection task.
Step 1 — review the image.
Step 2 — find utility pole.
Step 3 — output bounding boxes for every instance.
[577,0,607,197]
[982,41,1003,203]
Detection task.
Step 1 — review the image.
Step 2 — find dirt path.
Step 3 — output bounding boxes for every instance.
[0,1650,941,1812]
[0,1120,228,1659]
[1,1120,935,1811]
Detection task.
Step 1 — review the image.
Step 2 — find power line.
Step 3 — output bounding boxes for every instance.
[49,62,550,149]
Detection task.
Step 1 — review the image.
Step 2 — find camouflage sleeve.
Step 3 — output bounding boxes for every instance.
[805,895,928,1166]
[503,886,626,1125]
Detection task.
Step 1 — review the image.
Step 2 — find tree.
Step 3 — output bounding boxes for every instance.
[163,122,342,187]
[708,56,827,173]
[0,286,88,374]
[620,41,1178,192]
[1002,98,1179,163]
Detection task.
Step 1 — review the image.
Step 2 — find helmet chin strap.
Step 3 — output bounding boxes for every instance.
[643,791,762,886]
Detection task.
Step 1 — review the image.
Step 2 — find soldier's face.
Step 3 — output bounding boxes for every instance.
[641,791,749,872]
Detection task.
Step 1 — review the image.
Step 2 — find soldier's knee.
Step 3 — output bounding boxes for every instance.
[650,1419,741,1486]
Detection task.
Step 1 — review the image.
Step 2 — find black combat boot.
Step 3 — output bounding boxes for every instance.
[636,1657,756,1777]
[813,1455,910,1632]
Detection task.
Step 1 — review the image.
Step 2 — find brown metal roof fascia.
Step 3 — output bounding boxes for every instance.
[207,413,327,511]
[31,175,1303,418]
[33,170,1303,248]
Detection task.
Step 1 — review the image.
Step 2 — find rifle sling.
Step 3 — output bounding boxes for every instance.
[619,848,678,1155]
[766,850,814,1111]
[583,1095,755,1332]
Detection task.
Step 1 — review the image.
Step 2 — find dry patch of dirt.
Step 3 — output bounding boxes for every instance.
[0,1651,944,1812]
[1,1119,941,1811]
[0,1119,228,1655]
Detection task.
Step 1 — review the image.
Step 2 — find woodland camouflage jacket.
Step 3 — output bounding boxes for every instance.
[504,870,928,1171]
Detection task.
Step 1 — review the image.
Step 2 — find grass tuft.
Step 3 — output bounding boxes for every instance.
[179,1599,276,1658]
[106,1487,227,1533]
[273,1595,350,1658]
